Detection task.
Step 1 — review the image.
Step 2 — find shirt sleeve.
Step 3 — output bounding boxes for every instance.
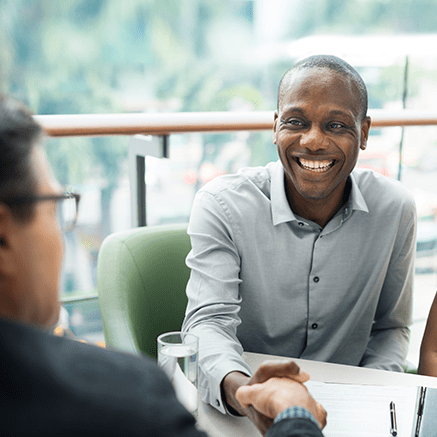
[182,190,253,414]
[359,199,416,371]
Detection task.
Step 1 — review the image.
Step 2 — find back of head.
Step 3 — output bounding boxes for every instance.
[0,95,42,221]
[278,54,368,120]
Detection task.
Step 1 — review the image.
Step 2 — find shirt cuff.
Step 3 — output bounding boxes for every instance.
[198,359,253,415]
[273,406,321,429]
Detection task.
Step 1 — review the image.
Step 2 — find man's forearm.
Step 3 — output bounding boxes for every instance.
[360,327,410,371]
[418,351,437,377]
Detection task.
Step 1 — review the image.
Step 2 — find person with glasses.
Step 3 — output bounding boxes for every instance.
[3,192,81,233]
[0,94,326,436]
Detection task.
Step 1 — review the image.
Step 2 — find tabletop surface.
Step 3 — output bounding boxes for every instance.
[196,352,437,437]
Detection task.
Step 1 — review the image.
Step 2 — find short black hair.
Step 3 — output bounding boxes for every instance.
[277,54,368,120]
[0,95,43,221]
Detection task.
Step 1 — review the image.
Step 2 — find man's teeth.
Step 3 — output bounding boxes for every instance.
[298,158,334,172]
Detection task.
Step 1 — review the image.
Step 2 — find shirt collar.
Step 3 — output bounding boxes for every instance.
[271,162,369,226]
[271,161,299,226]
[347,171,369,213]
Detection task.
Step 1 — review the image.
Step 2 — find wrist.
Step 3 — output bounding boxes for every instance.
[221,371,251,416]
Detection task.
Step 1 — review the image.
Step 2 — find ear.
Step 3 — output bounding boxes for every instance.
[360,116,371,151]
[0,204,26,323]
[0,203,11,250]
[273,111,279,145]
[0,203,17,276]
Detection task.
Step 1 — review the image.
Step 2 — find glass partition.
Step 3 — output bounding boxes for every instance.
[4,0,437,366]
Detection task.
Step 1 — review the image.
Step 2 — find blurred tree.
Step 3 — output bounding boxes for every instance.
[287,0,437,37]
[2,0,437,240]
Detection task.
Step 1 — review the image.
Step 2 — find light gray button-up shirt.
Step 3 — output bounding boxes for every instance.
[182,160,416,414]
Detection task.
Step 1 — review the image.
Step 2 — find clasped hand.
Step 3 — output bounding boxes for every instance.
[234,360,327,435]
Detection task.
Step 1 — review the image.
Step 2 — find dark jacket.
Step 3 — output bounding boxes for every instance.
[0,317,323,437]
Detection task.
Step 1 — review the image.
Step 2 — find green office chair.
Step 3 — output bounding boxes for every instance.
[97,223,191,358]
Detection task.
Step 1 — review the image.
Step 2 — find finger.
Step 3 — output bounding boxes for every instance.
[316,402,328,429]
[251,360,309,384]
[293,369,310,383]
[252,360,300,383]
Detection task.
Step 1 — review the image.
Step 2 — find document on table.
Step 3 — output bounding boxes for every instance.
[304,381,419,437]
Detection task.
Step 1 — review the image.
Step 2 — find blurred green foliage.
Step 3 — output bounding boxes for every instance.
[2,0,437,234]
[4,0,436,118]
[3,0,437,299]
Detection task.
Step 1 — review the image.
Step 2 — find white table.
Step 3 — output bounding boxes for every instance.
[196,352,437,437]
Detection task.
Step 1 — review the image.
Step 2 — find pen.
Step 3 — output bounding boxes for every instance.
[414,387,427,437]
[390,401,397,436]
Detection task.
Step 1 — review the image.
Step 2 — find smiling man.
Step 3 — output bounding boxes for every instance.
[182,55,416,430]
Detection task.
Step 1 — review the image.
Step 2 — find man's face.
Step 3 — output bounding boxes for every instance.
[273,67,370,204]
[0,147,63,328]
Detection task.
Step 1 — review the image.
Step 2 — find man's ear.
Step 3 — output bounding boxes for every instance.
[0,203,10,250]
[0,203,15,274]
[360,116,371,151]
[273,111,279,145]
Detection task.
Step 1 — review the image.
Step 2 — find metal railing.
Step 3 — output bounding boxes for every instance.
[35,109,437,228]
[34,109,437,137]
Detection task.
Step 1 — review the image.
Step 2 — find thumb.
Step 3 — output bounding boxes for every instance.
[292,369,310,383]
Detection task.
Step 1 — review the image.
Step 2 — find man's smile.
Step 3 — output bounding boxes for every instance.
[296,158,335,173]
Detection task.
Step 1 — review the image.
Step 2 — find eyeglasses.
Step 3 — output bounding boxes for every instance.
[3,192,81,232]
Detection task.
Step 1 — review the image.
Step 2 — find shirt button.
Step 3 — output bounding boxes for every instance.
[215,399,220,407]
[312,323,318,329]
[313,276,320,283]
[298,222,304,227]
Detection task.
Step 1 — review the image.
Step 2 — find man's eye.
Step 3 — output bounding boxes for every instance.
[282,119,303,127]
[329,122,344,129]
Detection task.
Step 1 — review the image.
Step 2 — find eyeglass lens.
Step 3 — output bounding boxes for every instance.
[58,196,78,232]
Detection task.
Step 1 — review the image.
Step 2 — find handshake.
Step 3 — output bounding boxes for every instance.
[223,360,327,436]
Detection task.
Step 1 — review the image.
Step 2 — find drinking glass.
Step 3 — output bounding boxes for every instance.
[157,331,199,416]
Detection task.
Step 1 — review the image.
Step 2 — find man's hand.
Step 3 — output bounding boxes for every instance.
[236,377,327,430]
[248,360,310,385]
[221,360,314,435]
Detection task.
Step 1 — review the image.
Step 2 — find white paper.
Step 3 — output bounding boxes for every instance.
[305,381,418,437]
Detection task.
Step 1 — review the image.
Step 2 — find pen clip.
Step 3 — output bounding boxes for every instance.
[390,401,397,436]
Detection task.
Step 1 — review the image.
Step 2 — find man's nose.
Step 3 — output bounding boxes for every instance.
[300,126,328,150]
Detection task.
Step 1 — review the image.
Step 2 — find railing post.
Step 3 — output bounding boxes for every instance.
[128,135,169,227]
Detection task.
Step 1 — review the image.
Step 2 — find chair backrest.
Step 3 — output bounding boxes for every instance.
[97,223,191,358]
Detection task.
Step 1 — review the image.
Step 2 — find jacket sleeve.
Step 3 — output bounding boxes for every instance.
[266,418,325,437]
